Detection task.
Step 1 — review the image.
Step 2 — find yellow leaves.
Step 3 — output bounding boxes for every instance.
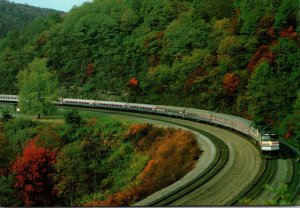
[217,36,239,55]
[214,18,231,33]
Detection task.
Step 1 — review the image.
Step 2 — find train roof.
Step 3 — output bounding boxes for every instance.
[94,100,126,105]
[185,108,212,114]
[0,94,19,97]
[156,105,186,111]
[63,98,94,102]
[212,112,253,126]
[126,102,156,108]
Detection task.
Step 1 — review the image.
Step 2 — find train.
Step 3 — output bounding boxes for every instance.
[0,95,280,153]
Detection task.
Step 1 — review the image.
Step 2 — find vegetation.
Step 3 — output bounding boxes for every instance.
[238,183,293,205]
[87,123,201,206]
[0,0,298,144]
[0,110,200,206]
[17,58,58,118]
[0,0,62,38]
[11,138,57,206]
[0,0,299,204]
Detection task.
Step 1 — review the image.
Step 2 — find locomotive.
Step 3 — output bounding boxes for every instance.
[0,95,280,152]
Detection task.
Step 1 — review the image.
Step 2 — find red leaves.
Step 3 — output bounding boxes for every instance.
[11,138,57,206]
[280,26,297,39]
[222,72,240,94]
[127,77,140,95]
[86,63,94,75]
[128,77,139,87]
[183,67,207,93]
[247,45,275,73]
[247,23,297,73]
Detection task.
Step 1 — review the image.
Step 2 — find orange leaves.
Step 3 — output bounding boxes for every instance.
[127,77,140,95]
[222,72,240,94]
[155,31,165,40]
[183,67,207,93]
[11,138,57,206]
[133,128,201,199]
[280,26,297,39]
[128,77,139,87]
[137,159,157,181]
[86,63,94,76]
[125,123,150,139]
[92,125,201,206]
[247,45,275,73]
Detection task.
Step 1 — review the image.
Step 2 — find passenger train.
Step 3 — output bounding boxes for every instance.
[0,95,280,152]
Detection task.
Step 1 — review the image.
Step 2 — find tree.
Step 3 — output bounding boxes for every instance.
[0,175,21,206]
[11,138,57,206]
[17,58,58,118]
[274,0,298,31]
[223,72,240,94]
[192,0,234,20]
[64,110,83,127]
[281,91,300,145]
[54,141,86,206]
[1,108,12,122]
[246,62,294,126]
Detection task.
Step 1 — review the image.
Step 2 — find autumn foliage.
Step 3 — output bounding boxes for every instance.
[280,26,297,38]
[247,45,275,73]
[87,124,201,206]
[183,67,207,93]
[223,72,240,94]
[86,63,94,75]
[128,77,139,87]
[11,138,57,206]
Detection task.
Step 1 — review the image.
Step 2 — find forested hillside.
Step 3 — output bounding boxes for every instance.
[0,0,62,38]
[0,0,299,143]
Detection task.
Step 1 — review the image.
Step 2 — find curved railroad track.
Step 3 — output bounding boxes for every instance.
[83,109,296,206]
[3,102,299,205]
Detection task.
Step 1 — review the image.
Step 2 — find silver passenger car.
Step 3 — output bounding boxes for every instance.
[125,103,156,113]
[155,105,186,118]
[94,100,126,110]
[0,94,19,102]
[185,108,212,123]
[62,98,95,107]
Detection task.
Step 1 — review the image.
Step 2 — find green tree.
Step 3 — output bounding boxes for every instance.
[192,0,234,20]
[246,62,294,126]
[0,175,21,206]
[265,183,292,205]
[17,58,58,118]
[1,108,12,122]
[281,91,300,146]
[274,0,298,31]
[235,0,276,35]
[64,110,83,127]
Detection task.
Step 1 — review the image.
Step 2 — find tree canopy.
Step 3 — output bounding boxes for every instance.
[0,0,61,38]
[17,58,58,118]
[0,0,298,138]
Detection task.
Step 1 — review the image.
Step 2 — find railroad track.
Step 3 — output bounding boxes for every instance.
[78,109,263,205]
[4,103,298,205]
[96,109,298,206]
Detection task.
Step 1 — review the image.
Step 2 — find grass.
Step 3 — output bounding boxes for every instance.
[0,102,142,126]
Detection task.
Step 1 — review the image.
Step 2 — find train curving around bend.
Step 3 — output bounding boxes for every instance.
[0,94,279,153]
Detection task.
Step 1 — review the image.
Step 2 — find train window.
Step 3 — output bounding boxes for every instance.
[262,135,270,141]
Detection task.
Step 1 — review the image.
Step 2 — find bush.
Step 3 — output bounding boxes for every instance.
[1,109,13,122]
[89,124,202,206]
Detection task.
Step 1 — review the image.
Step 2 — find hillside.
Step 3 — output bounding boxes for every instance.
[0,0,62,38]
[0,0,299,141]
